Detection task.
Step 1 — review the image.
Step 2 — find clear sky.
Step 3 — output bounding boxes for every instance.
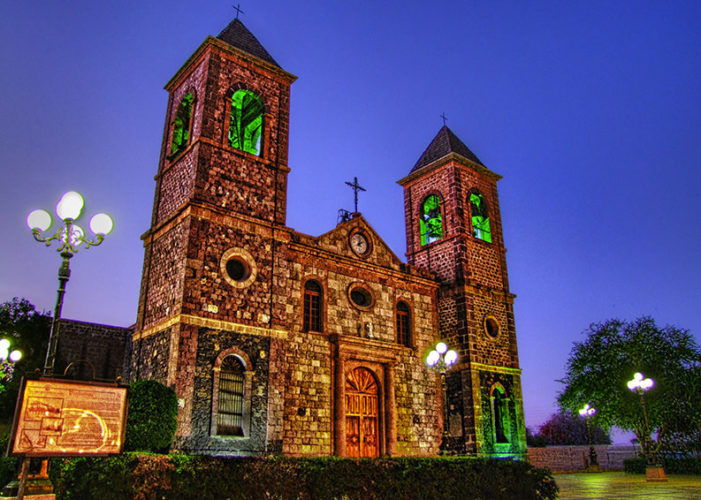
[1,1,700,439]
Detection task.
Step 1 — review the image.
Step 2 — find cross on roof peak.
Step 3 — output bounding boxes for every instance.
[344,176,366,213]
[441,113,448,126]
[232,3,244,19]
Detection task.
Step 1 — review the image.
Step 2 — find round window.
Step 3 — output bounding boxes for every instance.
[348,284,374,310]
[484,316,500,338]
[226,258,249,282]
[220,248,257,289]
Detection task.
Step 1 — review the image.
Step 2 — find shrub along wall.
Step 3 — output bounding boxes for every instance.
[50,454,558,500]
[624,457,701,475]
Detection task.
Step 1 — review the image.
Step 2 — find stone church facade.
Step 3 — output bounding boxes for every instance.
[130,18,526,458]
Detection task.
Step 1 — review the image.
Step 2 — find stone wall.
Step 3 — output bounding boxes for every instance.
[56,319,132,381]
[527,445,638,471]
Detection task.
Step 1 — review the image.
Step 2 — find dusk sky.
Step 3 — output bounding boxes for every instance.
[2,1,700,439]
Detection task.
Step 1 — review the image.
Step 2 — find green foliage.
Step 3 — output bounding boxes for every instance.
[536,412,611,446]
[124,380,178,452]
[50,454,559,500]
[558,317,701,457]
[0,432,18,488]
[526,427,548,447]
[624,456,701,475]
[0,298,50,419]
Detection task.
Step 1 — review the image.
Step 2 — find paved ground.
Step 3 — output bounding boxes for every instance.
[555,472,701,499]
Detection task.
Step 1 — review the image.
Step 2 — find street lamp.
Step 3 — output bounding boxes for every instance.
[627,372,665,481]
[425,341,458,454]
[578,403,598,470]
[27,191,113,375]
[0,338,22,383]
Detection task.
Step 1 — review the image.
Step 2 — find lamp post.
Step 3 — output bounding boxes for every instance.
[627,372,666,482]
[0,338,22,384]
[425,341,458,455]
[578,403,598,470]
[17,191,113,499]
[27,191,113,376]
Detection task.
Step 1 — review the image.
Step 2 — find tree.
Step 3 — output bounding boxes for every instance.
[558,317,701,461]
[536,412,610,446]
[124,379,178,452]
[0,298,51,419]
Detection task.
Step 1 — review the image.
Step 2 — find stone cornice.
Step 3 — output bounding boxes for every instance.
[134,314,288,341]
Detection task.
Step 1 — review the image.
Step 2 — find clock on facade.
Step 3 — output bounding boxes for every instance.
[350,232,370,256]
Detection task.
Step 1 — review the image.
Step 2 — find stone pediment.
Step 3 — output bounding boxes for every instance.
[295,214,404,269]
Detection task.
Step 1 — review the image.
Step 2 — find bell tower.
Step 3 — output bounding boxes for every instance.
[398,126,527,457]
[134,19,296,451]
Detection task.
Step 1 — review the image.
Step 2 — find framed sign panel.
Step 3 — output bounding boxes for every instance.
[9,377,128,457]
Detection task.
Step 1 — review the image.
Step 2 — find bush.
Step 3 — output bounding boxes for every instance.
[50,454,559,499]
[124,380,178,452]
[0,432,18,489]
[623,456,701,475]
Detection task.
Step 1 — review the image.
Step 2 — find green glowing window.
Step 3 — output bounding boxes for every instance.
[492,387,510,444]
[469,192,492,243]
[170,93,194,156]
[228,89,263,155]
[420,194,443,245]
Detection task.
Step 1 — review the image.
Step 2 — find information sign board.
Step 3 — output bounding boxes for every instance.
[9,378,128,457]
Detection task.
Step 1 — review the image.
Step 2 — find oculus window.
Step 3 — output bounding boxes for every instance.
[420,194,443,245]
[170,93,194,156]
[228,89,263,156]
[469,192,492,243]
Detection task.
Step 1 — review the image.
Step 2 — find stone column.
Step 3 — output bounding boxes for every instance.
[334,353,346,456]
[385,363,397,456]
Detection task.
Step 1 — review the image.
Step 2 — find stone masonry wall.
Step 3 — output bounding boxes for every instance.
[527,445,638,471]
[56,319,132,381]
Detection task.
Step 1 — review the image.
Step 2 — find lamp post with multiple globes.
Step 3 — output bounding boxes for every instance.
[0,338,22,384]
[15,191,113,499]
[425,341,458,454]
[578,403,599,470]
[627,372,666,482]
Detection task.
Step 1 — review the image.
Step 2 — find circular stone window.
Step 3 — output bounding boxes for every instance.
[348,284,375,310]
[484,316,500,338]
[220,248,257,288]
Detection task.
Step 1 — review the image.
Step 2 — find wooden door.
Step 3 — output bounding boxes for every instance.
[345,367,379,458]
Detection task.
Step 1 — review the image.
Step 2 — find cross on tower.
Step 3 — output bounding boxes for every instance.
[441,113,448,126]
[233,3,244,19]
[345,176,366,214]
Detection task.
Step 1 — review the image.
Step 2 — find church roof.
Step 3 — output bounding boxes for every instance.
[217,18,281,68]
[410,126,484,173]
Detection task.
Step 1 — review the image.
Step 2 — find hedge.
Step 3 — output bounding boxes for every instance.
[624,456,701,475]
[50,454,558,499]
[124,380,178,452]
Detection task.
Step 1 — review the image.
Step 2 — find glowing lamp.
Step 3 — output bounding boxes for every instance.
[436,342,448,354]
[0,339,9,350]
[27,209,52,232]
[426,350,440,367]
[89,213,114,235]
[9,350,22,362]
[579,403,596,417]
[444,349,458,366]
[627,372,654,394]
[56,191,84,220]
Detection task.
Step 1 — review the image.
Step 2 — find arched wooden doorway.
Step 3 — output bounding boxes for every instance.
[345,367,379,457]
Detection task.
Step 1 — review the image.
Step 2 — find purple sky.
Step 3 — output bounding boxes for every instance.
[2,1,700,439]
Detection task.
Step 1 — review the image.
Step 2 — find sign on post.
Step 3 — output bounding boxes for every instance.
[8,378,128,457]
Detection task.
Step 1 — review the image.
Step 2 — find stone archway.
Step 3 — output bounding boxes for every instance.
[345,367,379,458]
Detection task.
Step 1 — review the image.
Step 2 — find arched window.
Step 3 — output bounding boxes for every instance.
[492,386,510,444]
[303,280,323,332]
[420,194,443,245]
[228,89,263,156]
[396,301,411,347]
[216,356,246,436]
[469,192,492,243]
[170,92,194,156]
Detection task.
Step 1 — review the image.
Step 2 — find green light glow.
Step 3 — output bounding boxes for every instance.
[170,93,194,155]
[229,89,263,155]
[420,194,443,245]
[469,193,492,243]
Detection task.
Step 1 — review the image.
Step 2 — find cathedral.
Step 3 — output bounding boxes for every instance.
[130,18,526,458]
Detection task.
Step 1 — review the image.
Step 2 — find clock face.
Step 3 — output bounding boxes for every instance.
[350,232,369,255]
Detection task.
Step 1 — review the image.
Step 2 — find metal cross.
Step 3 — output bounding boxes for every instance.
[233,3,244,19]
[345,176,366,213]
[441,113,448,126]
